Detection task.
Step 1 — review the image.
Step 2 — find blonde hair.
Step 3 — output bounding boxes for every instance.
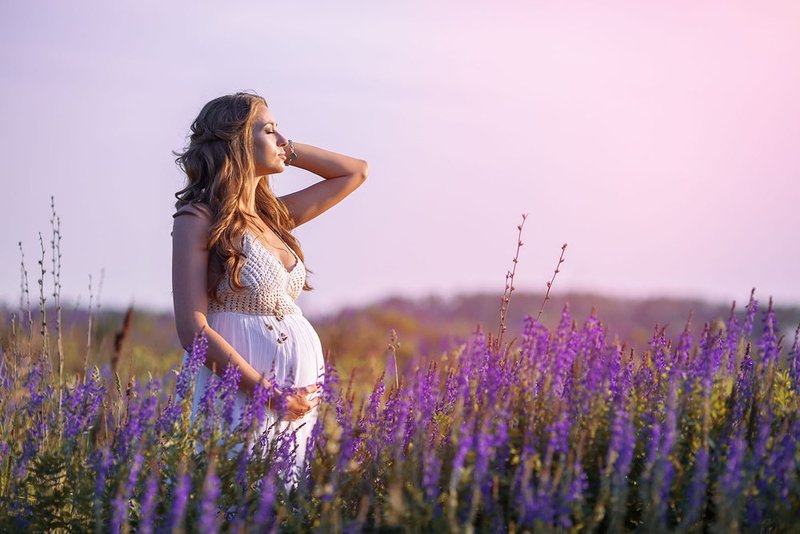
[173,91,312,303]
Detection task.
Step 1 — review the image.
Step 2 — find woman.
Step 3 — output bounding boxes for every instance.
[171,91,368,488]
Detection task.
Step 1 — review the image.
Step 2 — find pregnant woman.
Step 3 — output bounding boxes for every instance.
[171,91,368,489]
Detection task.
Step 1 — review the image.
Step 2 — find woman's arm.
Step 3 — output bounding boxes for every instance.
[278,142,368,228]
[172,204,322,419]
[172,204,269,396]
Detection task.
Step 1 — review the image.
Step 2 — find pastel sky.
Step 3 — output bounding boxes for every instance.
[1,0,798,318]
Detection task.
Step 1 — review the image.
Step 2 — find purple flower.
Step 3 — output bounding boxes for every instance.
[790,325,800,393]
[449,418,474,493]
[63,368,105,441]
[138,469,159,534]
[177,332,208,401]
[545,411,571,458]
[720,431,746,500]
[757,297,779,366]
[682,446,709,528]
[254,466,277,530]
[111,493,128,533]
[725,301,741,375]
[742,289,758,339]
[199,461,221,533]
[220,361,242,429]
[422,443,443,505]
[733,347,754,423]
[92,448,112,524]
[166,471,192,532]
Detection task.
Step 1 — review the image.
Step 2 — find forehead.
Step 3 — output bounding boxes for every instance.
[254,105,277,127]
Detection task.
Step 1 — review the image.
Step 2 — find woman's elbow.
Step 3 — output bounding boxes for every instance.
[358,160,369,181]
[176,317,209,350]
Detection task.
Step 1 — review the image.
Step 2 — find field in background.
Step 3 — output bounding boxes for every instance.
[2,291,798,400]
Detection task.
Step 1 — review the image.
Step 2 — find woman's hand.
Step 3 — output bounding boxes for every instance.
[280,383,322,422]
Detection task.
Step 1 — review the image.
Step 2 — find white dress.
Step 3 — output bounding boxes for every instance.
[183,228,326,489]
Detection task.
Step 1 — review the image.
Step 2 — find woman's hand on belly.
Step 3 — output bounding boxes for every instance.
[279,383,322,421]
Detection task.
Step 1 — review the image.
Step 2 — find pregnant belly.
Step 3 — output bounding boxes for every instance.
[208,311,326,389]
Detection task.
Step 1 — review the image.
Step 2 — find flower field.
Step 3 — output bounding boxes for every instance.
[1,289,798,532]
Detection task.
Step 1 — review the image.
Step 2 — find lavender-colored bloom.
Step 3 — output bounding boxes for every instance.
[449,419,474,493]
[766,420,798,503]
[166,471,192,532]
[649,324,669,379]
[138,469,159,534]
[733,347,754,424]
[110,493,128,533]
[790,325,800,392]
[725,301,741,375]
[742,290,758,339]
[364,373,386,459]
[545,411,570,458]
[720,431,746,501]
[682,446,709,528]
[63,369,105,441]
[176,333,208,401]
[157,333,209,433]
[199,462,221,533]
[220,361,242,429]
[92,448,112,524]
[672,318,693,374]
[111,448,144,531]
[757,297,779,366]
[254,467,277,530]
[422,443,443,504]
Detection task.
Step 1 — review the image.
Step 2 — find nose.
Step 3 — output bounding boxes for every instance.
[276,131,288,146]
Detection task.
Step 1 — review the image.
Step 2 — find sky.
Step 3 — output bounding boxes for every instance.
[1,0,798,319]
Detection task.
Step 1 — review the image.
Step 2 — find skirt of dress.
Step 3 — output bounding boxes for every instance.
[185,311,326,490]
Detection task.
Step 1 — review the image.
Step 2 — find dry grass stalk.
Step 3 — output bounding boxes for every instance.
[18,242,33,346]
[493,213,528,352]
[536,243,568,323]
[49,197,65,414]
[37,232,49,360]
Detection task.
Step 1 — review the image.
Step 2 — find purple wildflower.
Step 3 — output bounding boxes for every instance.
[725,300,741,375]
[790,324,800,392]
[682,446,709,528]
[422,443,443,505]
[719,431,746,506]
[199,460,221,533]
[757,297,779,366]
[138,468,159,534]
[220,361,242,429]
[254,466,277,530]
[92,447,112,526]
[672,316,693,374]
[742,289,758,339]
[166,471,192,532]
[63,368,105,442]
[545,411,571,458]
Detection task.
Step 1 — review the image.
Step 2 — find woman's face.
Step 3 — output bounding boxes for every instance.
[251,105,289,176]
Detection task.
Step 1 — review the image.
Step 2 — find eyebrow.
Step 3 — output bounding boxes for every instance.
[264,121,277,128]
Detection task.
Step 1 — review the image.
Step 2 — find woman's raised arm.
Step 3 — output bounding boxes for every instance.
[278,142,368,228]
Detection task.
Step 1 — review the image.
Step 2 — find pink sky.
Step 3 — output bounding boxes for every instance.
[1,0,798,317]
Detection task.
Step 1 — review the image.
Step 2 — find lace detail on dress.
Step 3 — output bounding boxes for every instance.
[207,230,306,319]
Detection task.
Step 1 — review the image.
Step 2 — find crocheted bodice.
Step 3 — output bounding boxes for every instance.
[207,230,305,319]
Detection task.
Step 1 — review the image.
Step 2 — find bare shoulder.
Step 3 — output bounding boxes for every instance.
[173,202,213,220]
[172,202,212,247]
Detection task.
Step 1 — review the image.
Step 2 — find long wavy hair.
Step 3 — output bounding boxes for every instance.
[173,91,312,304]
